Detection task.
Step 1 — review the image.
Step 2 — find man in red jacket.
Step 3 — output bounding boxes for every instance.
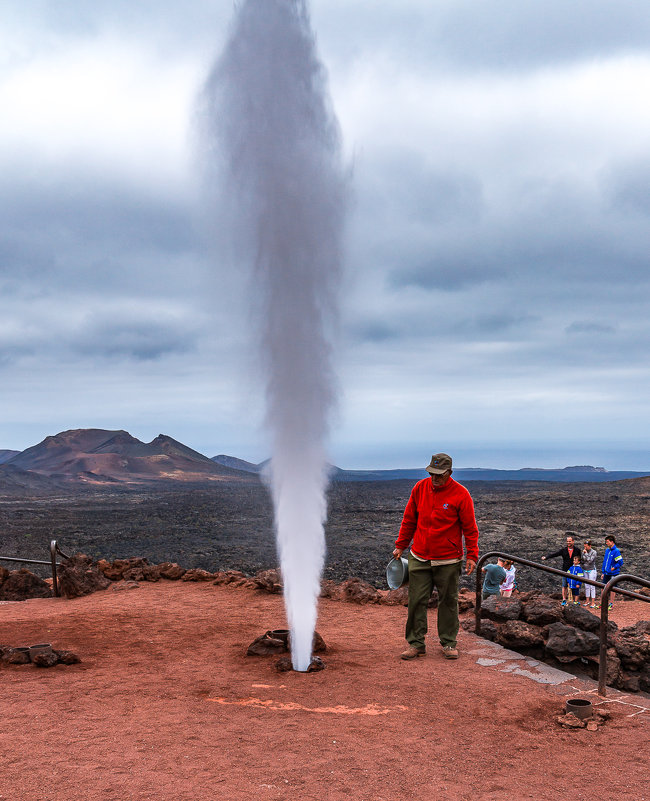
[393,453,479,660]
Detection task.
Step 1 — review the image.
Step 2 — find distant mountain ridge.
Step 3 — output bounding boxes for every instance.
[329,465,650,483]
[211,454,262,473]
[212,456,650,484]
[0,449,20,464]
[2,430,649,491]
[2,429,252,488]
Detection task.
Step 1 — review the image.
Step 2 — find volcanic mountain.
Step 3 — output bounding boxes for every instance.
[4,429,252,486]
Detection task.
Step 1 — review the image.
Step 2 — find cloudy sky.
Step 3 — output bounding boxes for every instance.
[2,0,649,470]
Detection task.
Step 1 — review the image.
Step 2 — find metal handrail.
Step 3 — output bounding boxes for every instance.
[0,540,70,597]
[474,551,650,696]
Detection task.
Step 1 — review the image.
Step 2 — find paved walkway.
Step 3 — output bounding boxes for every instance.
[468,634,650,720]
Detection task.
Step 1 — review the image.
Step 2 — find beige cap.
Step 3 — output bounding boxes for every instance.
[425,453,452,474]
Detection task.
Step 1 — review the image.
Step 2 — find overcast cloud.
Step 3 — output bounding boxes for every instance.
[1,0,649,469]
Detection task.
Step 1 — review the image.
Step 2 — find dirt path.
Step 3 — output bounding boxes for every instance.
[1,583,648,801]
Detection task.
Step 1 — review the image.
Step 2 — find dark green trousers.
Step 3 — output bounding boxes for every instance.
[405,554,461,649]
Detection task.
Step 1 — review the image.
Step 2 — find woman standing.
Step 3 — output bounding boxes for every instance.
[581,539,598,608]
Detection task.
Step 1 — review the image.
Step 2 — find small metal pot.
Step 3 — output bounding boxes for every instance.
[386,556,409,590]
[565,698,593,720]
[269,629,290,648]
[28,643,53,659]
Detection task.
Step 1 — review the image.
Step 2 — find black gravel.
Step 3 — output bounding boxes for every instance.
[1,478,648,594]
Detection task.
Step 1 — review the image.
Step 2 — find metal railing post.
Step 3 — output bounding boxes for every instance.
[50,540,60,597]
[0,540,70,598]
[598,573,650,696]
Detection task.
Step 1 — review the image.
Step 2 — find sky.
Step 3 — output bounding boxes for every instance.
[1,0,650,470]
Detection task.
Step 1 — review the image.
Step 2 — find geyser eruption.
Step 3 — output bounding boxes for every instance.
[201,0,346,671]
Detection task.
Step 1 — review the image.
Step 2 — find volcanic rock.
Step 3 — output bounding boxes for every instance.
[212,570,248,585]
[113,557,149,575]
[640,664,650,693]
[521,595,562,626]
[556,712,586,728]
[562,603,608,634]
[381,587,409,606]
[545,621,600,657]
[142,564,162,582]
[458,589,475,612]
[496,620,545,650]
[610,630,650,671]
[247,629,326,656]
[182,568,214,582]
[585,647,622,686]
[122,566,148,581]
[101,564,128,581]
[321,578,382,604]
[247,632,288,656]
[253,569,282,593]
[470,619,498,641]
[30,647,58,667]
[0,565,10,586]
[274,655,325,672]
[0,568,53,601]
[158,562,187,580]
[619,672,641,692]
[480,595,522,621]
[2,647,31,664]
[57,554,111,599]
[54,649,81,664]
[621,620,650,636]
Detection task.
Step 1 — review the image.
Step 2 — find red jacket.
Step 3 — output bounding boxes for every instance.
[395,477,479,562]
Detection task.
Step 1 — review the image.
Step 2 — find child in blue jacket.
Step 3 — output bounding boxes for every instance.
[567,555,585,605]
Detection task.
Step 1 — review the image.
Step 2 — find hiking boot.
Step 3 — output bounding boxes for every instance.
[561,600,567,606]
[442,646,459,659]
[400,645,425,660]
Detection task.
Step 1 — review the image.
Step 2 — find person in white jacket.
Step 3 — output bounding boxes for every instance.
[581,540,598,608]
[500,560,516,597]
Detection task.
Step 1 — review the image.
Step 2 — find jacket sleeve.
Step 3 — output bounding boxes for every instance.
[458,492,479,563]
[395,487,419,550]
[545,548,563,559]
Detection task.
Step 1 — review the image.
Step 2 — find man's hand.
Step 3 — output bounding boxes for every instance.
[541,556,546,561]
[465,559,476,575]
[393,548,404,560]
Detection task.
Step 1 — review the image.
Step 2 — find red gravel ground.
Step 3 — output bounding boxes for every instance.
[1,582,649,801]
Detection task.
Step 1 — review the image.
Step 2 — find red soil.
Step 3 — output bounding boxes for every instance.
[1,582,648,801]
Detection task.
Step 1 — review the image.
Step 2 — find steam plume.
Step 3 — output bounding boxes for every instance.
[200,0,346,670]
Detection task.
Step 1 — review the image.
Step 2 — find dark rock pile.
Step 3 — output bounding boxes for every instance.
[0,643,80,668]
[57,554,111,598]
[247,629,327,657]
[0,566,52,601]
[246,629,327,672]
[556,706,610,731]
[465,593,650,692]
